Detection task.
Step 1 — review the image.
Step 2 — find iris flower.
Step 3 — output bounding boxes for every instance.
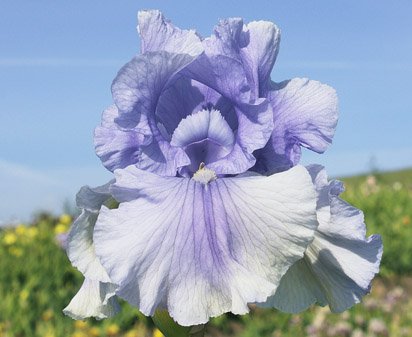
[64,10,382,328]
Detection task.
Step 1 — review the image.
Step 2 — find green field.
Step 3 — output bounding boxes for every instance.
[1,169,411,337]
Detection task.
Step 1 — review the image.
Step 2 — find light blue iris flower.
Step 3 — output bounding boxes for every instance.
[63,10,382,327]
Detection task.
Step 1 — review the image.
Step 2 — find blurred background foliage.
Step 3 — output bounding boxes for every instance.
[0,169,411,337]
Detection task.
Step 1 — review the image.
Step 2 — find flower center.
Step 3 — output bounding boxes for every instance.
[170,108,235,175]
[192,162,217,184]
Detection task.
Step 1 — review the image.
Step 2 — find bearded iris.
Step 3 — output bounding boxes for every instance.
[64,10,382,329]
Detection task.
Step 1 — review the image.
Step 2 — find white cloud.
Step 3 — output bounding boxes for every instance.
[0,159,111,226]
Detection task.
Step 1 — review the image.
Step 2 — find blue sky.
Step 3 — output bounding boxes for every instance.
[1,0,411,223]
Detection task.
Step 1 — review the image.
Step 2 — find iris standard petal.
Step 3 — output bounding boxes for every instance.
[104,15,203,176]
[112,52,201,126]
[205,99,274,176]
[93,165,317,326]
[254,78,338,174]
[155,77,206,135]
[262,166,382,313]
[108,51,205,175]
[241,21,281,96]
[156,78,238,136]
[184,53,252,105]
[94,105,152,172]
[112,27,203,124]
[204,18,280,97]
[63,279,120,320]
[235,99,274,154]
[132,139,190,177]
[137,10,201,56]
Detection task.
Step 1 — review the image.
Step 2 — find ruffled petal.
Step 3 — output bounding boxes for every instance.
[181,19,277,174]
[94,165,317,326]
[261,166,382,313]
[184,53,252,105]
[67,182,115,283]
[198,99,273,175]
[305,232,382,312]
[200,18,280,97]
[63,279,120,320]
[75,181,113,212]
[308,165,367,239]
[108,50,203,175]
[241,21,281,96]
[134,139,190,177]
[107,14,203,176]
[67,210,111,283]
[112,51,203,126]
[155,77,206,135]
[181,19,252,104]
[137,10,202,56]
[235,99,274,154]
[155,78,239,138]
[254,78,338,174]
[207,143,256,175]
[94,105,151,172]
[260,259,326,313]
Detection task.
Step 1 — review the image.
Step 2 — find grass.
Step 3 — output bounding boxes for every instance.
[0,168,411,337]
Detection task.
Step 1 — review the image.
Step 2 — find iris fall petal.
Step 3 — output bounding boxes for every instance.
[93,165,318,325]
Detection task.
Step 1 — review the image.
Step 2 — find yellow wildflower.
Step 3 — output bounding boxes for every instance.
[15,225,27,236]
[8,247,23,257]
[3,232,17,245]
[27,226,38,238]
[125,330,138,337]
[42,309,54,321]
[54,223,68,235]
[59,214,72,225]
[74,320,88,330]
[19,289,29,302]
[106,323,120,335]
[153,328,165,337]
[44,330,55,337]
[72,332,87,337]
[88,326,100,337]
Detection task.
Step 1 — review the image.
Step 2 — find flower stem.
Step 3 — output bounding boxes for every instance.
[152,310,206,337]
[189,325,205,337]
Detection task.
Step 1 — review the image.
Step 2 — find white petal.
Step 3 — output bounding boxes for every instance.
[67,183,115,283]
[94,165,317,326]
[264,166,382,312]
[305,233,382,312]
[76,181,113,212]
[67,210,111,283]
[261,259,326,312]
[63,279,119,320]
